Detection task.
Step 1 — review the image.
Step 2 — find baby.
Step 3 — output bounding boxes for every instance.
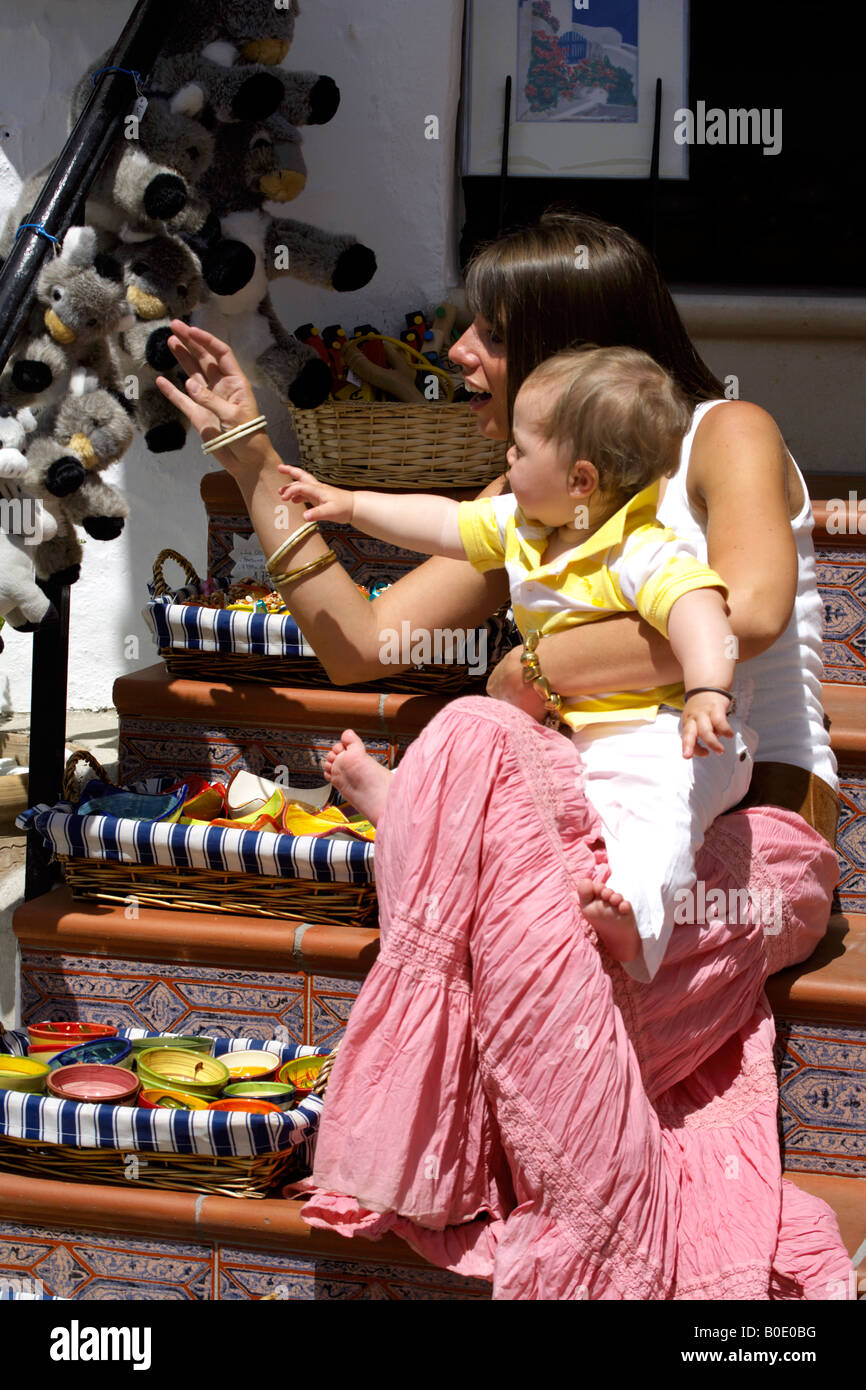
[278,345,757,981]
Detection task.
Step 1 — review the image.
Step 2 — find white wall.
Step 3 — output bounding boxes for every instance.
[0,0,466,713]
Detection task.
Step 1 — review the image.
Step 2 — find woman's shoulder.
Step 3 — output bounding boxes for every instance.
[689,399,789,503]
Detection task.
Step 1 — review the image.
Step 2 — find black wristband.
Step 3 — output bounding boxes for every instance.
[683,686,737,714]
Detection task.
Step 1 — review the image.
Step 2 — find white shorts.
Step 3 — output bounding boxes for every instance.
[571,685,758,983]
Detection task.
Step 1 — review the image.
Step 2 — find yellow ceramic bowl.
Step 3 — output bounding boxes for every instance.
[136,1048,230,1097]
[138,1087,211,1111]
[0,1054,51,1093]
[277,1055,327,1093]
[222,1049,281,1083]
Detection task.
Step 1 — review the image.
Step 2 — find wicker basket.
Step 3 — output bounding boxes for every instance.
[289,402,508,489]
[55,753,379,928]
[0,1031,337,1198]
[150,548,497,694]
[0,1133,297,1198]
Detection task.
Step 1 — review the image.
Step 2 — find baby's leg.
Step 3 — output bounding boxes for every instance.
[325,729,393,826]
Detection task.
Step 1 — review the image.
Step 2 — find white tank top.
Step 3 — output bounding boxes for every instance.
[657,399,838,792]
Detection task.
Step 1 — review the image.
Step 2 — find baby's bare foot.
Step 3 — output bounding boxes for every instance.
[577,878,641,964]
[324,729,392,826]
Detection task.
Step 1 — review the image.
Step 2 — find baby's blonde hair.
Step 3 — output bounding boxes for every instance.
[520,345,692,505]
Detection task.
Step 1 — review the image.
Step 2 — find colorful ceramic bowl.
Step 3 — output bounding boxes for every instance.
[222,1082,299,1110]
[208,1098,283,1115]
[26,1044,68,1065]
[0,1055,50,1094]
[277,1055,328,1094]
[27,1021,117,1048]
[47,1064,140,1104]
[137,1087,211,1111]
[136,1048,229,1097]
[221,1050,281,1083]
[49,1037,133,1071]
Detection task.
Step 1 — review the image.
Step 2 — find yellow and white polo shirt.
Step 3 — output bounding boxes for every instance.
[457,480,727,730]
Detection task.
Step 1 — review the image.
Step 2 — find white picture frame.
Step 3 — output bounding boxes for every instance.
[462,0,689,179]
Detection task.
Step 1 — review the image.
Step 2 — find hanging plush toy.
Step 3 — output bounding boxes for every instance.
[23,387,135,583]
[110,234,204,451]
[0,227,132,409]
[0,407,59,631]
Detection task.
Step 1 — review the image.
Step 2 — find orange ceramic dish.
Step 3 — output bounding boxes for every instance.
[208,1098,282,1114]
[27,1022,117,1047]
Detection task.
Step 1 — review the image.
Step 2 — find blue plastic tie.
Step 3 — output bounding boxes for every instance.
[14,222,61,254]
[91,65,143,88]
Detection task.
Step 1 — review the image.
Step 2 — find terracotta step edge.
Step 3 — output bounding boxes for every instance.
[766,912,866,1024]
[0,1172,445,1270]
[13,886,379,976]
[113,663,451,735]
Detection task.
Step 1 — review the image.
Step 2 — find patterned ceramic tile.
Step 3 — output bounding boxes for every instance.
[835,767,866,915]
[0,1224,214,1300]
[817,545,866,684]
[118,716,403,788]
[20,950,361,1047]
[775,1020,866,1177]
[216,1244,491,1301]
[0,1221,490,1301]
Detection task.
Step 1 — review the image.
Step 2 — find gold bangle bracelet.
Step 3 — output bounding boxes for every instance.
[201,414,268,455]
[266,521,320,575]
[270,549,338,588]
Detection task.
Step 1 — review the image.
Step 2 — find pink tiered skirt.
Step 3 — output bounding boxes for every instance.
[302,698,853,1300]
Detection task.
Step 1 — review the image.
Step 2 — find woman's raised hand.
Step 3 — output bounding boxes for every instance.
[278,464,355,525]
[155,320,270,470]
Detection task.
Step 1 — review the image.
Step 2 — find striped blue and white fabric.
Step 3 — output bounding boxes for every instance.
[17,801,375,885]
[144,593,314,658]
[0,1029,329,1160]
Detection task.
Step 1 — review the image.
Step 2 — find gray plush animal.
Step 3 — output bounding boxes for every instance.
[0,227,132,409]
[110,234,204,451]
[0,407,59,630]
[21,387,133,583]
[192,113,375,406]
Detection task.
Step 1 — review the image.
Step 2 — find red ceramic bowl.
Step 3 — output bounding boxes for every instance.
[207,1098,282,1115]
[46,1064,140,1105]
[28,1021,117,1047]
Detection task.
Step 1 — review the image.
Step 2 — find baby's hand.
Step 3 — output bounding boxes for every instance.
[277,464,354,524]
[682,692,733,759]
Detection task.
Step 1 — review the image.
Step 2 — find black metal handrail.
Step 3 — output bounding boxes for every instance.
[0,0,177,899]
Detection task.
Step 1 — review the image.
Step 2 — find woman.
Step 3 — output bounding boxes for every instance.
[158,212,851,1299]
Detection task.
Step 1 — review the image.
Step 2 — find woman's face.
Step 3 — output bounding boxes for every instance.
[449,314,509,441]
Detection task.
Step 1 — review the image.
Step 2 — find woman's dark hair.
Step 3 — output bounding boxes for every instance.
[464,210,724,428]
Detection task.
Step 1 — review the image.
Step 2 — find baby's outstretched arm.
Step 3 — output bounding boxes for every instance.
[666,587,737,758]
[278,465,466,560]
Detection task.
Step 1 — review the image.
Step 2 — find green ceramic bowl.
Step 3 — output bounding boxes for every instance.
[128,1035,215,1060]
[222,1082,299,1110]
[0,1054,50,1094]
[136,1048,229,1097]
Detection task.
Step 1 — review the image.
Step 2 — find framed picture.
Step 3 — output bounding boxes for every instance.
[462,0,689,179]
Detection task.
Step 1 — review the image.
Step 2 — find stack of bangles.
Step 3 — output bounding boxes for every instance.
[201,414,269,456]
[265,519,338,588]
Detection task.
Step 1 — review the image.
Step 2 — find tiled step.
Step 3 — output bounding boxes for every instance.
[0,1172,490,1300]
[114,662,453,786]
[766,912,866,1179]
[13,885,376,1046]
[0,1166,859,1301]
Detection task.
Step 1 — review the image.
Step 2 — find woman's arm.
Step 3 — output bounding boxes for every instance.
[688,401,798,658]
[158,322,510,685]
